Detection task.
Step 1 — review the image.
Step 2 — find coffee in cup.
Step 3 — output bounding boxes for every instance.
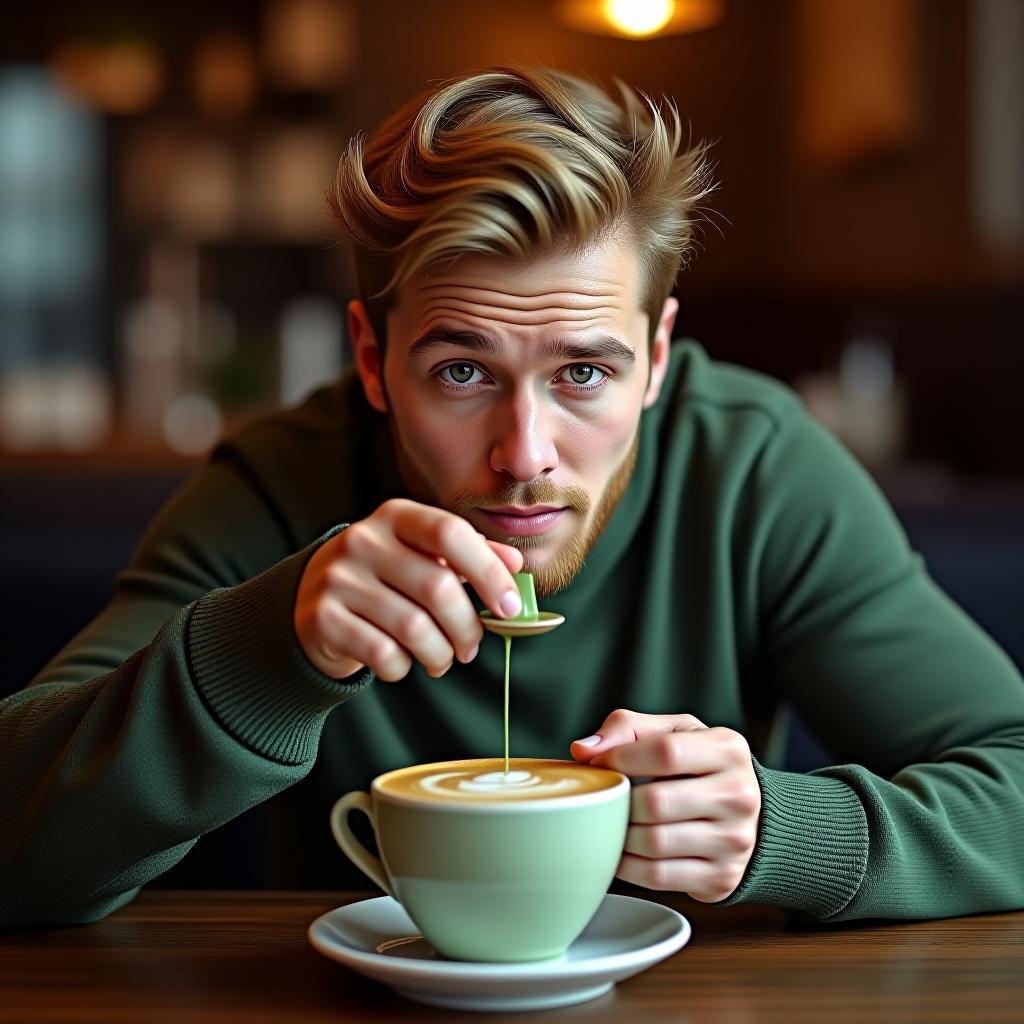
[331,757,629,962]
[376,758,617,802]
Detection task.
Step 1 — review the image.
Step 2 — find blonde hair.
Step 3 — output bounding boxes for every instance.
[325,63,717,352]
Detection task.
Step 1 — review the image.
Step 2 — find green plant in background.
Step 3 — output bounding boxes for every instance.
[205,324,278,409]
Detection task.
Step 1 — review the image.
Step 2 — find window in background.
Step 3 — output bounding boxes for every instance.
[0,67,111,450]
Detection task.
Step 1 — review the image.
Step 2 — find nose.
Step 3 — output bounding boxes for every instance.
[488,386,559,481]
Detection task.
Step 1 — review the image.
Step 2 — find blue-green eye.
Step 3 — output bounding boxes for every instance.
[561,364,607,389]
[445,363,477,385]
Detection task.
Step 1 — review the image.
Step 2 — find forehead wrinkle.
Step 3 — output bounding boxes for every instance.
[416,282,628,308]
[421,297,624,317]
[417,315,617,340]
[419,303,627,329]
[415,296,628,319]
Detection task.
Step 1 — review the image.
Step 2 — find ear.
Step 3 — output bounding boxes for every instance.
[642,296,678,409]
[349,300,388,413]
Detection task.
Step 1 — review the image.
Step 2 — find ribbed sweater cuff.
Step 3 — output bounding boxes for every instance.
[719,759,868,920]
[187,524,373,766]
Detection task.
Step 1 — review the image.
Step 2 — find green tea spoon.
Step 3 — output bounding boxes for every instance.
[478,572,565,638]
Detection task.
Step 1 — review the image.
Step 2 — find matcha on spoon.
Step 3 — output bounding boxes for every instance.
[478,571,564,638]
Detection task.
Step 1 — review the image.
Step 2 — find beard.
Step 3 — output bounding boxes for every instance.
[448,424,641,597]
[386,407,642,598]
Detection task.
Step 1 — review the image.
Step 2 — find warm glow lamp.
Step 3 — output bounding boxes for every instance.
[557,0,723,38]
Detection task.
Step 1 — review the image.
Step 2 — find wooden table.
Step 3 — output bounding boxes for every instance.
[1,890,1022,1022]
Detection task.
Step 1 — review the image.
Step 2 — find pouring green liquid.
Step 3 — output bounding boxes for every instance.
[502,572,539,774]
[477,572,564,774]
[503,633,512,774]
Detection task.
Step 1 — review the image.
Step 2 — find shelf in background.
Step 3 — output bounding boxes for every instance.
[0,441,202,472]
[0,410,273,473]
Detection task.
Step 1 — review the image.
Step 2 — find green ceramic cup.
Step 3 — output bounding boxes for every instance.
[330,757,630,962]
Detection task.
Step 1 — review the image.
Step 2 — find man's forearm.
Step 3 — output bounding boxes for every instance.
[725,744,1024,923]
[0,545,367,930]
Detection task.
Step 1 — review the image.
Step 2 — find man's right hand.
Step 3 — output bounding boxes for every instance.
[294,498,525,681]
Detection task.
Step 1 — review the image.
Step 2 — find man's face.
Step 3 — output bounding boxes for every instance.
[351,229,675,596]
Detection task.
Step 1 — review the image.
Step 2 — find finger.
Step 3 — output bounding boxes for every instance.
[623,820,750,861]
[370,548,483,664]
[341,570,458,677]
[586,728,735,777]
[571,709,707,762]
[629,774,760,825]
[316,598,414,682]
[616,852,744,902]
[486,539,525,574]
[444,541,521,583]
[616,852,711,893]
[390,502,524,619]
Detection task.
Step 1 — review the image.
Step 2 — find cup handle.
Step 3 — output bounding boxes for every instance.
[330,791,392,896]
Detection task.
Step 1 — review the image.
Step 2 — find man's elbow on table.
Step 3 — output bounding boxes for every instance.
[1,886,143,932]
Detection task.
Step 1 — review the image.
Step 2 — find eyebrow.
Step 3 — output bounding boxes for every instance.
[407,327,637,364]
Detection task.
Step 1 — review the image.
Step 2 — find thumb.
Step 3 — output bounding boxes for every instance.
[570,710,706,762]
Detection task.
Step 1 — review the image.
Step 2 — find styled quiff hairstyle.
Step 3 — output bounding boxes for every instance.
[325,63,717,353]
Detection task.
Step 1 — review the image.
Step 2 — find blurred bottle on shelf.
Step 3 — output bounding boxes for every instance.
[167,141,241,242]
[263,0,356,93]
[0,364,112,451]
[794,315,908,473]
[162,392,223,456]
[244,126,338,241]
[193,31,258,121]
[119,297,186,443]
[279,296,344,406]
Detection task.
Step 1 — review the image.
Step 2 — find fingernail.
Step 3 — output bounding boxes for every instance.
[461,645,479,663]
[500,591,522,617]
[576,735,602,747]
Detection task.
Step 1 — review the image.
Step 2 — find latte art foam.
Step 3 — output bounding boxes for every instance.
[419,769,580,799]
[376,758,622,804]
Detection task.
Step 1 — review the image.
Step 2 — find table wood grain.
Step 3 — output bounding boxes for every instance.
[1,890,1022,1023]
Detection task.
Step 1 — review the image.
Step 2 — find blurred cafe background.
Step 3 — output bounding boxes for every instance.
[1,0,1022,881]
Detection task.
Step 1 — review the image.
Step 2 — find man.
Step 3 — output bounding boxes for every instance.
[2,64,1022,930]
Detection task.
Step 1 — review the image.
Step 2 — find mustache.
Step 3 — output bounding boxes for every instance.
[451,481,590,517]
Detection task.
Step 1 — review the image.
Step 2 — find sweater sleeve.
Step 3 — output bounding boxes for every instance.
[0,455,371,930]
[724,408,1024,922]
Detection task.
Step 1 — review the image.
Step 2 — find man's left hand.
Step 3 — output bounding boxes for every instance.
[570,710,761,902]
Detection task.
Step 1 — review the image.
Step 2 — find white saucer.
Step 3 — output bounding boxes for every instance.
[307,892,691,1013]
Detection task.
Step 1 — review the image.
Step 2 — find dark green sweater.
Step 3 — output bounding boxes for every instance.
[3,340,1023,930]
